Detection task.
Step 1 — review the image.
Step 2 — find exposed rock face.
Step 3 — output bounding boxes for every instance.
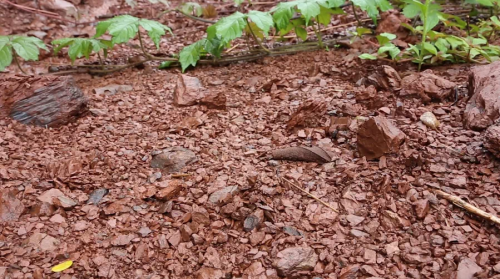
[357,116,406,160]
[0,75,88,127]
[400,70,456,102]
[464,61,500,131]
[484,124,500,157]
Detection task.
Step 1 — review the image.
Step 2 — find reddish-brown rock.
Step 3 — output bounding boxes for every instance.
[0,75,88,127]
[156,180,184,200]
[376,10,410,39]
[464,62,500,130]
[173,74,205,106]
[355,85,388,109]
[0,190,24,222]
[366,65,402,92]
[273,247,318,276]
[200,91,226,110]
[413,199,430,219]
[484,124,500,157]
[400,70,456,101]
[357,116,406,160]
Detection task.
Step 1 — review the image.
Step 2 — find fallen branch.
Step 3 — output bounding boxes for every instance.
[281,177,339,213]
[46,38,342,75]
[434,189,500,225]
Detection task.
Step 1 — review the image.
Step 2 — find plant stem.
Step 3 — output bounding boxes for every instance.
[314,18,324,49]
[97,52,104,66]
[352,2,362,27]
[13,52,27,75]
[137,29,153,59]
[176,9,216,24]
[246,19,271,53]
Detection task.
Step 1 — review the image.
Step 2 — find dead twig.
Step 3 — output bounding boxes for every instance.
[280,177,339,213]
[434,189,500,225]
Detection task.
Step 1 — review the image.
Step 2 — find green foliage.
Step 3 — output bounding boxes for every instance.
[52,38,112,62]
[95,15,172,48]
[0,35,47,71]
[179,2,203,16]
[351,0,392,22]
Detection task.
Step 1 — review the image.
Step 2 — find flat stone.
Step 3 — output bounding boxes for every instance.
[273,247,318,276]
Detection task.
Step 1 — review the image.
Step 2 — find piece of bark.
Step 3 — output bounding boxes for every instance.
[0,74,88,127]
[271,146,331,163]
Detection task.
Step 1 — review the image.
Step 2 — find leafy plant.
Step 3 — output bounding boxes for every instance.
[52,38,112,63]
[402,0,441,70]
[0,35,47,72]
[94,15,172,48]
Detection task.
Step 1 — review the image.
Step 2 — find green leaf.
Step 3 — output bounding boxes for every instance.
[248,10,273,37]
[234,0,245,7]
[295,26,308,40]
[446,35,467,49]
[491,16,500,27]
[402,0,422,18]
[324,0,345,8]
[98,15,140,45]
[351,0,392,22]
[179,40,203,71]
[378,43,400,59]
[139,19,172,48]
[95,21,112,38]
[0,36,13,71]
[317,6,343,25]
[214,12,247,43]
[202,37,222,57]
[179,2,203,16]
[359,53,377,60]
[355,27,372,37]
[422,42,437,55]
[52,38,111,62]
[435,38,450,52]
[376,32,396,45]
[297,0,321,25]
[272,1,298,31]
[11,36,43,61]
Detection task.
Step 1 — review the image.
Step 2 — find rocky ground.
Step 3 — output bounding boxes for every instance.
[1,0,500,279]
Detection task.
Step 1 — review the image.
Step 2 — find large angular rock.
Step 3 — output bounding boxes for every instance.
[357,116,406,160]
[273,247,318,276]
[173,74,205,106]
[464,61,500,130]
[0,75,88,127]
[400,70,456,102]
[0,190,24,222]
[484,124,500,158]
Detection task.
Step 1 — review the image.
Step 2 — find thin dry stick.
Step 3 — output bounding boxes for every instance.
[434,189,500,225]
[281,177,339,213]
